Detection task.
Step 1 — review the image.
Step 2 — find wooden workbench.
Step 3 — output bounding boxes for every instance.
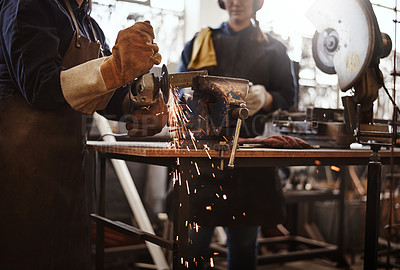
[87,140,399,164]
[87,140,400,270]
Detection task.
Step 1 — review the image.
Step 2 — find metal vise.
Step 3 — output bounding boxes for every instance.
[185,75,249,143]
[185,75,249,169]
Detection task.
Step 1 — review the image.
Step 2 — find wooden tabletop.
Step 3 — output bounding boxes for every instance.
[87,141,400,166]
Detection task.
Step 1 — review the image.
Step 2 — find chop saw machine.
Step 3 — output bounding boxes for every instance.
[275,0,399,148]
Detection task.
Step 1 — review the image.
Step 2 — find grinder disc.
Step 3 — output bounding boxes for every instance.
[307,0,375,91]
[160,64,170,102]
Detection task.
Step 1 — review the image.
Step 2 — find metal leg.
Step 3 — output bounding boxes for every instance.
[95,154,106,270]
[336,167,349,268]
[363,147,382,270]
[93,113,170,269]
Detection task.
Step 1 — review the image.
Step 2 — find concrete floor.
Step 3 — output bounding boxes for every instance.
[102,247,400,270]
[257,258,363,270]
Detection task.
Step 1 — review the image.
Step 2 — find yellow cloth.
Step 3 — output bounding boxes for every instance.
[188,27,217,70]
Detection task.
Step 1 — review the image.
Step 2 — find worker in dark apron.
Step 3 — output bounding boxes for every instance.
[0,0,167,269]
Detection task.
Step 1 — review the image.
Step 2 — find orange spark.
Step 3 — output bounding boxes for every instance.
[194,162,201,175]
[186,180,190,194]
[330,165,341,172]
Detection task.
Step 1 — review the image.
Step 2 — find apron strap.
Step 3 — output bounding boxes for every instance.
[64,0,104,56]
[64,0,82,48]
[88,15,105,57]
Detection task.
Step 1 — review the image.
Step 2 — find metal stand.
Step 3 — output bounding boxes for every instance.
[95,153,106,270]
[92,113,170,270]
[363,145,382,270]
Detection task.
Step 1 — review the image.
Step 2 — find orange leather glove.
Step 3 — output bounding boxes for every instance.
[125,92,168,137]
[101,21,162,90]
[60,21,162,114]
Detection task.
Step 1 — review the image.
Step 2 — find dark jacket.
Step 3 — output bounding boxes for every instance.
[0,0,127,119]
[177,22,296,226]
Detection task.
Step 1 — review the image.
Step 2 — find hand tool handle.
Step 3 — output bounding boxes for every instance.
[228,118,242,169]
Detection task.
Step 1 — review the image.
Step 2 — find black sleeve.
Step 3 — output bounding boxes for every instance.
[266,40,297,111]
[98,86,129,121]
[0,0,67,109]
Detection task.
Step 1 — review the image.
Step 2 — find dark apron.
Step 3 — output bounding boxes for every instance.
[0,1,100,268]
[189,166,286,227]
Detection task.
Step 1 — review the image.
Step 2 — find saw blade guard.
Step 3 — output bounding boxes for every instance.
[307,0,375,91]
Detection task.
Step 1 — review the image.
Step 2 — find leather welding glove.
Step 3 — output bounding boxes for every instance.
[60,21,162,114]
[125,92,168,137]
[244,84,273,116]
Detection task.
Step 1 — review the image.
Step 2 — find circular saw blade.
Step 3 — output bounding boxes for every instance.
[307,0,375,91]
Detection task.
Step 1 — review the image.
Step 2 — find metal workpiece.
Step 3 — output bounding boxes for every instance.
[169,70,208,89]
[192,75,249,105]
[129,65,208,107]
[183,75,249,143]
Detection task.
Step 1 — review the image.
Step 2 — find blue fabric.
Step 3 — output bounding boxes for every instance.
[0,0,127,119]
[188,225,259,270]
